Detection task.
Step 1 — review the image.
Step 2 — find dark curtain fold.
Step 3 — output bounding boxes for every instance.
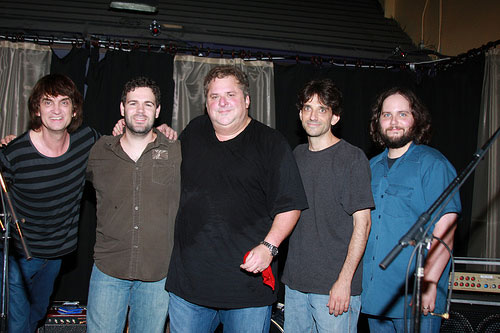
[50,47,89,96]
[274,56,485,257]
[49,47,94,303]
[416,55,485,256]
[84,49,175,135]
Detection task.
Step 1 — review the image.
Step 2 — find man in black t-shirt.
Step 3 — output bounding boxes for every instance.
[165,66,308,332]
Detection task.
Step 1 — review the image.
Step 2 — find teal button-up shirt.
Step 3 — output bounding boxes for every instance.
[362,143,461,318]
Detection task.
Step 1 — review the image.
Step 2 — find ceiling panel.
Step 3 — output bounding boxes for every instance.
[0,0,425,61]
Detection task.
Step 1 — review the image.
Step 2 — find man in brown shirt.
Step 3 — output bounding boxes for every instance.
[85,77,181,333]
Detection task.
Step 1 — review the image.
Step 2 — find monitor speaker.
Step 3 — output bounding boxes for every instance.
[440,303,500,333]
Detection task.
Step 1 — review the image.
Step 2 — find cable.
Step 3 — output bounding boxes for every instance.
[431,236,454,319]
[421,0,431,48]
[438,0,443,53]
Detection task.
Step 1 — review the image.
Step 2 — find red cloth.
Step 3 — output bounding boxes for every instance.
[243,252,275,290]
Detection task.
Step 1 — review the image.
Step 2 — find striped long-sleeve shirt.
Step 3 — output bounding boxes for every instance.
[0,126,99,258]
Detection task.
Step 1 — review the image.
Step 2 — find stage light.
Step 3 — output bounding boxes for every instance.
[110,0,158,13]
[392,46,407,59]
[150,20,161,36]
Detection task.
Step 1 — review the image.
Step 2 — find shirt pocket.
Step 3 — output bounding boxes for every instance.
[152,160,175,185]
[383,184,414,218]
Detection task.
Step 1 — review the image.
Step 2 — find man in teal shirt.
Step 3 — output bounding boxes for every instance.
[362,87,461,332]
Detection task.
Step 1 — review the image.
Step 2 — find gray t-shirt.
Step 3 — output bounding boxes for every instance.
[282,140,374,295]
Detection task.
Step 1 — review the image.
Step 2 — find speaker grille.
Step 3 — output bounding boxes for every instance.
[440,304,500,333]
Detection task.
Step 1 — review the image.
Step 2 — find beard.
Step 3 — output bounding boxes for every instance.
[125,117,154,135]
[379,126,414,149]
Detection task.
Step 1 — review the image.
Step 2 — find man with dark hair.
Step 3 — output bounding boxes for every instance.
[0,74,99,333]
[86,77,180,332]
[361,87,461,332]
[282,79,373,332]
[165,66,308,332]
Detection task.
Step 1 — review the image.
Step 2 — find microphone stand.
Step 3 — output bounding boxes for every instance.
[0,171,31,333]
[379,125,500,333]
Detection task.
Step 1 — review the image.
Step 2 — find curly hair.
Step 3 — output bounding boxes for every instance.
[369,87,432,146]
[121,77,161,106]
[297,79,343,116]
[203,66,250,98]
[28,74,83,133]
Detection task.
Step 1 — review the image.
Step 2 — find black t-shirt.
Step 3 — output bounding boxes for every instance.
[166,115,308,308]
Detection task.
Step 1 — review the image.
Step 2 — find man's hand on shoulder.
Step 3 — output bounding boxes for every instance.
[327,278,351,316]
[156,124,178,140]
[1,135,16,147]
[112,119,125,136]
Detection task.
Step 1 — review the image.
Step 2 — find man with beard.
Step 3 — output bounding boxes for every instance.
[361,87,461,332]
[85,77,180,332]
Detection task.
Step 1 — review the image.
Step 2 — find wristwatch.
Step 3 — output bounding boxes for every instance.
[260,240,279,256]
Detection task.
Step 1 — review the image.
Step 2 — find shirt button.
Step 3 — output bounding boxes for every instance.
[134,226,139,230]
[372,256,375,260]
[381,195,384,198]
[378,215,381,219]
[133,245,138,249]
[134,206,139,211]
[376,236,379,240]
[136,186,139,191]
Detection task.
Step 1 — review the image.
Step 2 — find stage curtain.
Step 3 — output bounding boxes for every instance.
[470,49,500,269]
[417,56,484,256]
[84,49,174,135]
[172,55,275,132]
[0,41,51,137]
[50,46,89,97]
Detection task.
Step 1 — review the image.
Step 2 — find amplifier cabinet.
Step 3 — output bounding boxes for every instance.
[441,303,500,333]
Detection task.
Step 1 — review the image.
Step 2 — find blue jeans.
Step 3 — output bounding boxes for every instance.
[169,292,272,333]
[86,264,169,333]
[284,285,361,333]
[1,252,62,333]
[366,314,442,333]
